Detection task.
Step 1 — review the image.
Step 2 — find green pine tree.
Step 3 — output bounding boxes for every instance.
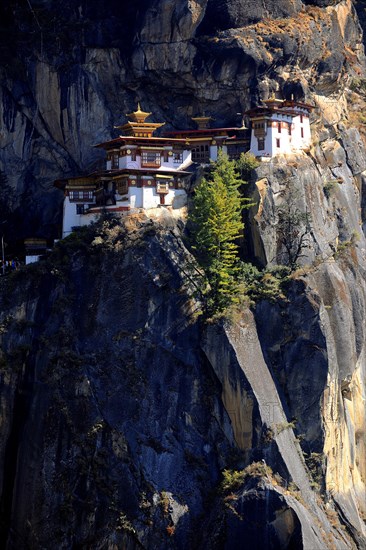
[189,152,253,315]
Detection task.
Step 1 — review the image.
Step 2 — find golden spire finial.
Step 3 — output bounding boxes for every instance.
[126,103,152,123]
[192,115,214,129]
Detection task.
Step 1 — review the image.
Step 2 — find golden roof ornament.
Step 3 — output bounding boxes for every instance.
[126,103,152,123]
[115,103,164,136]
[263,93,284,107]
[192,115,214,129]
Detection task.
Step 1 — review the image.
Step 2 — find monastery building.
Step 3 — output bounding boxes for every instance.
[246,96,313,158]
[55,106,249,237]
[54,96,313,238]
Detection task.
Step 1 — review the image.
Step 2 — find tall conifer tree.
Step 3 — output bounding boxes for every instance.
[189,152,251,313]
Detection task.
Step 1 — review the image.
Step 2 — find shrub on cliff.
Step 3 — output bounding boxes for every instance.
[275,192,311,270]
[240,263,291,303]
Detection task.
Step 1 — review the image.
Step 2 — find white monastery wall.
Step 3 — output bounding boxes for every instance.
[62,198,99,237]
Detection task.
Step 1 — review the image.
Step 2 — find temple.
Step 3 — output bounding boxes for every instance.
[55,106,250,238]
[246,96,313,158]
[55,105,192,237]
[165,115,249,162]
[54,98,313,238]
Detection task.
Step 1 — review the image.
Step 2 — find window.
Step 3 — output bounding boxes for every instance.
[76,204,85,215]
[227,144,246,160]
[278,122,281,133]
[301,127,304,138]
[116,180,128,195]
[157,182,170,194]
[257,138,265,151]
[141,151,161,167]
[131,150,136,161]
[300,114,303,123]
[69,191,94,202]
[288,124,292,136]
[163,150,169,162]
[276,138,280,148]
[173,152,183,164]
[112,152,119,168]
[192,144,209,163]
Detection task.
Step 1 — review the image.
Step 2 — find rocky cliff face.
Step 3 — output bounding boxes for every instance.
[0,204,364,549]
[0,213,236,549]
[1,0,366,548]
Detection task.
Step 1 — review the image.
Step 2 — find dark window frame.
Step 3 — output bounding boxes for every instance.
[141,151,161,167]
[257,138,265,151]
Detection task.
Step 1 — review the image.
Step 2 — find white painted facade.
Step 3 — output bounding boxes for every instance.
[62,197,100,237]
[106,147,192,172]
[25,255,41,265]
[58,105,250,238]
[61,175,187,237]
[248,101,312,158]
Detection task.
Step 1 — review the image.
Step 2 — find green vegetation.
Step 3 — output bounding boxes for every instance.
[220,469,247,492]
[159,491,170,515]
[275,420,297,435]
[220,461,273,493]
[240,263,291,303]
[334,230,360,259]
[276,197,311,270]
[323,179,338,199]
[236,151,260,180]
[188,152,257,315]
[349,77,366,93]
[116,512,136,534]
[305,451,324,492]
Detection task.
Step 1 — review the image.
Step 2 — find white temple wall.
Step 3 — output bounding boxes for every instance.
[209,145,218,161]
[25,255,41,265]
[62,198,99,238]
[249,130,263,157]
[291,115,311,149]
[63,198,81,237]
[142,186,159,209]
[270,123,292,155]
[128,187,143,209]
[249,110,312,157]
[107,147,192,172]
